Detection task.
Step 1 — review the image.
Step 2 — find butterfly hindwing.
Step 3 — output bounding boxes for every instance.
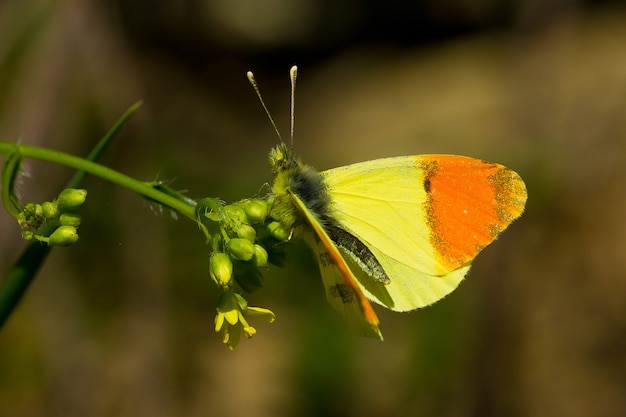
[304,232,383,339]
[286,187,383,339]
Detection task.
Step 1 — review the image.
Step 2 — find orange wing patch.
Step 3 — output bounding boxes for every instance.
[421,155,527,271]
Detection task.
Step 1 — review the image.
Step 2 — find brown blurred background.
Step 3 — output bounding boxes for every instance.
[1,0,626,416]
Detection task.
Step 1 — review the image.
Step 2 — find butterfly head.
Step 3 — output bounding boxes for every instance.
[269,143,299,177]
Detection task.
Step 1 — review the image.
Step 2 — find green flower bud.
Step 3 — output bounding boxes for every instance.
[59,212,81,227]
[224,205,247,224]
[226,238,255,261]
[48,225,79,246]
[252,244,268,267]
[210,252,233,286]
[235,223,256,242]
[24,203,43,219]
[41,201,60,219]
[196,198,226,222]
[17,212,27,228]
[267,221,290,241]
[22,230,34,241]
[58,188,87,209]
[21,203,43,229]
[243,199,268,224]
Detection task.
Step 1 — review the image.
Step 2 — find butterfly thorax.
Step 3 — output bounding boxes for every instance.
[269,144,334,236]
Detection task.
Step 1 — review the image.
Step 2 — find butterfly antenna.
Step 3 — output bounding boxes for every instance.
[247,70,283,144]
[289,65,298,150]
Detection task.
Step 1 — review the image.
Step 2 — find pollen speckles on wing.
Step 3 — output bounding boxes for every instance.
[490,167,527,224]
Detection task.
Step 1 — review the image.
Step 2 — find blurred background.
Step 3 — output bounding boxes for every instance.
[1,0,626,416]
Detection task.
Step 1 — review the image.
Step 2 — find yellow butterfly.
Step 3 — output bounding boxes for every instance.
[253,67,527,339]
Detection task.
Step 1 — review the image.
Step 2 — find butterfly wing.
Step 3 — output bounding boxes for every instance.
[303,232,384,339]
[321,155,527,312]
[285,187,383,339]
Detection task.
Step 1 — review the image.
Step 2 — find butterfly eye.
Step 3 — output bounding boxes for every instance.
[276,158,291,173]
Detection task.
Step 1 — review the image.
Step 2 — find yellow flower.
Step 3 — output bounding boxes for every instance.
[214,291,275,350]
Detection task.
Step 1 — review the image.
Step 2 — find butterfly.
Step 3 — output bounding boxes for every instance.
[252,67,527,339]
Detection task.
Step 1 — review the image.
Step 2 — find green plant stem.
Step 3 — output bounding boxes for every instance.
[0,233,53,329]
[0,142,197,220]
[1,152,22,217]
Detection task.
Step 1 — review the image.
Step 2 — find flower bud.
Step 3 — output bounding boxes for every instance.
[59,212,82,227]
[17,212,29,230]
[267,221,290,241]
[243,199,268,224]
[235,223,256,242]
[196,198,226,222]
[48,225,79,246]
[58,189,87,209]
[224,205,247,224]
[252,244,268,267]
[226,238,255,261]
[41,201,60,219]
[210,252,233,286]
[24,203,43,219]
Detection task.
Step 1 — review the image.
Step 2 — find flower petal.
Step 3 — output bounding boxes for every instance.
[246,306,276,323]
[243,326,257,338]
[215,313,225,332]
[224,309,239,325]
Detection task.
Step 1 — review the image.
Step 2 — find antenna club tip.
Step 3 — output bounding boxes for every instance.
[290,66,298,77]
[246,71,255,82]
